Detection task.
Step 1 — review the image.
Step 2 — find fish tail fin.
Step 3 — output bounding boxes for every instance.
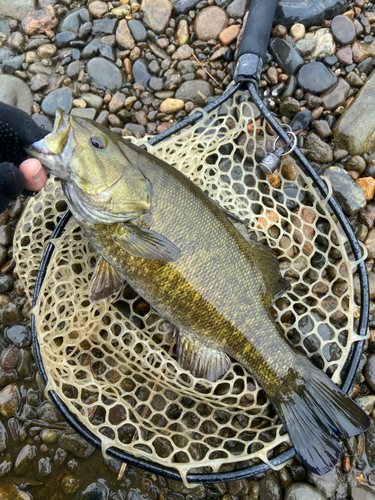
[268,360,370,475]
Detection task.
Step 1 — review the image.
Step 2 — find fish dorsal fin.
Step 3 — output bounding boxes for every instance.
[246,238,291,301]
[115,223,181,262]
[89,256,126,304]
[177,330,231,382]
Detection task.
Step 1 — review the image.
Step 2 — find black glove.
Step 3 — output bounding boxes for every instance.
[0,102,49,212]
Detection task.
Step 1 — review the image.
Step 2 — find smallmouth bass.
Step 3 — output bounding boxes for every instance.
[26,109,370,475]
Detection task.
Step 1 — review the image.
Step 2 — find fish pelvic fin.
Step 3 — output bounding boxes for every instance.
[89,256,126,303]
[177,330,231,382]
[268,360,370,476]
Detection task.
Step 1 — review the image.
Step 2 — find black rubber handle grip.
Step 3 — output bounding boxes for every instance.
[237,0,279,61]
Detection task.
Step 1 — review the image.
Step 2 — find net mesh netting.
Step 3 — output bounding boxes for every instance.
[14,90,365,481]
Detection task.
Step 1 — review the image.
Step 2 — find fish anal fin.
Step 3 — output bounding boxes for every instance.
[177,330,231,382]
[246,238,290,301]
[89,256,126,304]
[115,223,180,262]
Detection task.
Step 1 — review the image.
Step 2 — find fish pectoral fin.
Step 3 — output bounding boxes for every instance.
[89,256,126,304]
[177,330,231,382]
[115,223,181,262]
[246,238,291,301]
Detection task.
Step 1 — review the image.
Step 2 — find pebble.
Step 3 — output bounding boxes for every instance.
[81,38,101,59]
[227,0,248,18]
[365,354,375,392]
[88,1,108,18]
[36,44,57,58]
[99,44,115,61]
[314,120,332,138]
[259,474,283,500]
[269,38,304,75]
[21,5,58,36]
[323,166,367,215]
[38,457,52,478]
[41,87,73,117]
[82,93,103,110]
[321,77,350,111]
[59,8,89,33]
[336,46,353,65]
[194,6,228,41]
[0,421,7,452]
[0,384,19,417]
[141,0,173,34]
[116,19,135,50]
[333,69,375,154]
[5,324,30,348]
[295,38,316,57]
[30,74,49,92]
[15,444,36,474]
[62,475,80,494]
[172,0,200,15]
[331,15,357,45]
[357,177,375,201]
[92,18,118,37]
[80,481,109,500]
[7,32,25,54]
[132,58,152,87]
[0,274,13,294]
[305,132,333,163]
[37,402,64,424]
[219,25,240,45]
[87,57,125,90]
[306,28,336,61]
[274,0,348,28]
[0,75,33,115]
[32,114,53,133]
[290,23,305,41]
[160,98,185,114]
[285,483,326,500]
[176,20,190,46]
[175,79,213,105]
[58,431,95,459]
[351,485,375,500]
[128,19,147,43]
[0,484,32,499]
[298,62,337,95]
[346,71,363,87]
[279,97,300,118]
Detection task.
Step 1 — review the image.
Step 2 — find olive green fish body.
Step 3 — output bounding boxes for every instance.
[26,110,370,476]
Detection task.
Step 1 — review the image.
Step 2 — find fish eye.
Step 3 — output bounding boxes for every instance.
[90,136,106,149]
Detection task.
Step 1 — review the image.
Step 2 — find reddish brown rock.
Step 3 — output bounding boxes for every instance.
[219,25,240,45]
[359,202,375,228]
[267,66,279,85]
[336,46,353,65]
[357,177,375,201]
[21,5,58,36]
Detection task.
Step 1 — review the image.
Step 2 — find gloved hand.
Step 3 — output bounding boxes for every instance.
[0,102,49,212]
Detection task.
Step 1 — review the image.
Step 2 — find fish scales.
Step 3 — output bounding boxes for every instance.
[26,108,370,477]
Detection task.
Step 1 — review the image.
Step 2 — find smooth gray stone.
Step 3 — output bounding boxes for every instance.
[323,166,366,216]
[58,8,88,33]
[92,18,118,36]
[41,87,73,117]
[269,38,303,75]
[333,69,375,155]
[274,0,348,29]
[70,108,96,119]
[132,58,152,87]
[175,80,213,105]
[81,38,101,59]
[297,62,337,94]
[128,19,147,42]
[0,74,33,114]
[87,57,125,90]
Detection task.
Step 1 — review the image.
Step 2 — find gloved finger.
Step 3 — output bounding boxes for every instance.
[0,162,25,197]
[19,159,47,192]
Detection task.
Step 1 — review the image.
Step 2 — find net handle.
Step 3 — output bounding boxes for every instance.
[234,0,279,85]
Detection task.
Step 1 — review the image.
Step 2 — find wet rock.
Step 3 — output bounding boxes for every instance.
[172,0,200,15]
[0,422,7,452]
[160,98,184,114]
[0,484,32,499]
[0,384,19,417]
[321,77,350,111]
[0,75,33,115]
[41,87,73,117]
[280,97,300,118]
[59,8,89,33]
[7,32,25,53]
[92,18,118,36]
[314,120,332,138]
[132,59,152,87]
[21,5,58,36]
[356,395,375,414]
[336,46,353,65]
[333,69,375,155]
[37,401,64,424]
[0,275,13,294]
[269,38,303,75]
[346,71,363,87]
[290,23,305,41]
[360,202,375,228]
[80,481,109,500]
[116,19,135,50]
[176,19,190,46]
[87,57,125,90]
[62,475,80,494]
[172,44,192,61]
[175,80,213,105]
[40,429,59,444]
[88,1,108,18]
[323,166,366,215]
[259,473,282,500]
[30,74,49,92]
[15,444,36,474]
[285,483,326,500]
[295,38,315,57]
[81,38,101,59]
[357,177,375,201]
[141,0,172,34]
[2,346,19,371]
[365,354,375,392]
[2,304,22,326]
[5,325,30,348]
[306,28,335,61]
[128,19,147,42]
[274,0,348,29]
[305,132,333,163]
[38,457,52,478]
[168,479,206,498]
[58,431,95,458]
[331,15,356,45]
[194,6,228,41]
